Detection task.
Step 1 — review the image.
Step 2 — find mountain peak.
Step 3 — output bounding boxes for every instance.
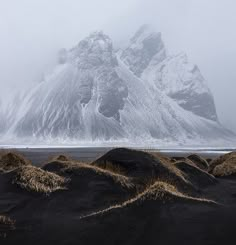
[78,31,112,51]
[120,25,166,77]
[69,31,117,69]
[131,24,161,44]
[83,31,112,48]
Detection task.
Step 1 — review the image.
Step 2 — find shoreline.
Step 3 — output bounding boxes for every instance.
[0,147,235,166]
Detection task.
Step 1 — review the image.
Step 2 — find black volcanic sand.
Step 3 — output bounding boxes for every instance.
[0,148,236,245]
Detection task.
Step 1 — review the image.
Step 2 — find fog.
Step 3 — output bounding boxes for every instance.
[0,0,236,131]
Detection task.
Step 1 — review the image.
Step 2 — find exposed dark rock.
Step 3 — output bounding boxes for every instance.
[121,25,166,76]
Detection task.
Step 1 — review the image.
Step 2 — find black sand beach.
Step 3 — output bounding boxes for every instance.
[0,148,236,245]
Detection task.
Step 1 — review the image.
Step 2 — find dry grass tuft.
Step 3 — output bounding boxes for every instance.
[80,180,214,219]
[124,180,213,205]
[150,152,188,182]
[148,154,192,190]
[149,151,173,164]
[132,181,210,203]
[175,158,205,171]
[0,215,15,226]
[64,162,134,189]
[174,160,217,188]
[94,148,190,190]
[48,154,72,162]
[159,158,188,183]
[91,160,126,176]
[0,150,30,171]
[187,154,209,171]
[209,152,236,173]
[12,165,68,194]
[44,158,135,190]
[0,215,15,237]
[212,157,236,177]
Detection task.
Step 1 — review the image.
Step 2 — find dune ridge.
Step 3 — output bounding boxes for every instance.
[0,148,235,245]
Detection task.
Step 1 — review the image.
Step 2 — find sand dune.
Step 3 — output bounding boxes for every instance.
[0,148,236,245]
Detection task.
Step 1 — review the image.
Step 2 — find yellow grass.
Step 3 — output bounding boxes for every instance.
[12,165,68,194]
[64,162,134,189]
[0,215,15,237]
[209,152,236,173]
[80,180,215,219]
[0,215,15,226]
[47,155,72,162]
[0,150,30,171]
[213,157,236,177]
[94,150,190,188]
[93,160,127,176]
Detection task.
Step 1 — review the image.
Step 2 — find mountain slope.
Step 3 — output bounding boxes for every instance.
[0,99,6,135]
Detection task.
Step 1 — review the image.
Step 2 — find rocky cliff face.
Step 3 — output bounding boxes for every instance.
[121,25,218,121]
[0,27,233,145]
[143,53,218,121]
[120,25,166,77]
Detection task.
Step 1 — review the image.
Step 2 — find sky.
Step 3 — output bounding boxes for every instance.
[0,0,236,131]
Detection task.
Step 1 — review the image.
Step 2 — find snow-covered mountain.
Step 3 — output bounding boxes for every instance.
[0,26,234,145]
[121,25,217,121]
[120,25,167,77]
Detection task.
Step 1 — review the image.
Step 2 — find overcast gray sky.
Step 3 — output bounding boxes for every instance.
[0,0,236,131]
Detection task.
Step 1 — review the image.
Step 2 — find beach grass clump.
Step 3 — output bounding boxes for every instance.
[212,157,236,177]
[209,152,236,173]
[0,215,15,226]
[48,154,72,162]
[0,215,15,236]
[80,180,214,219]
[64,162,134,189]
[0,151,30,171]
[187,154,209,171]
[12,165,68,194]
